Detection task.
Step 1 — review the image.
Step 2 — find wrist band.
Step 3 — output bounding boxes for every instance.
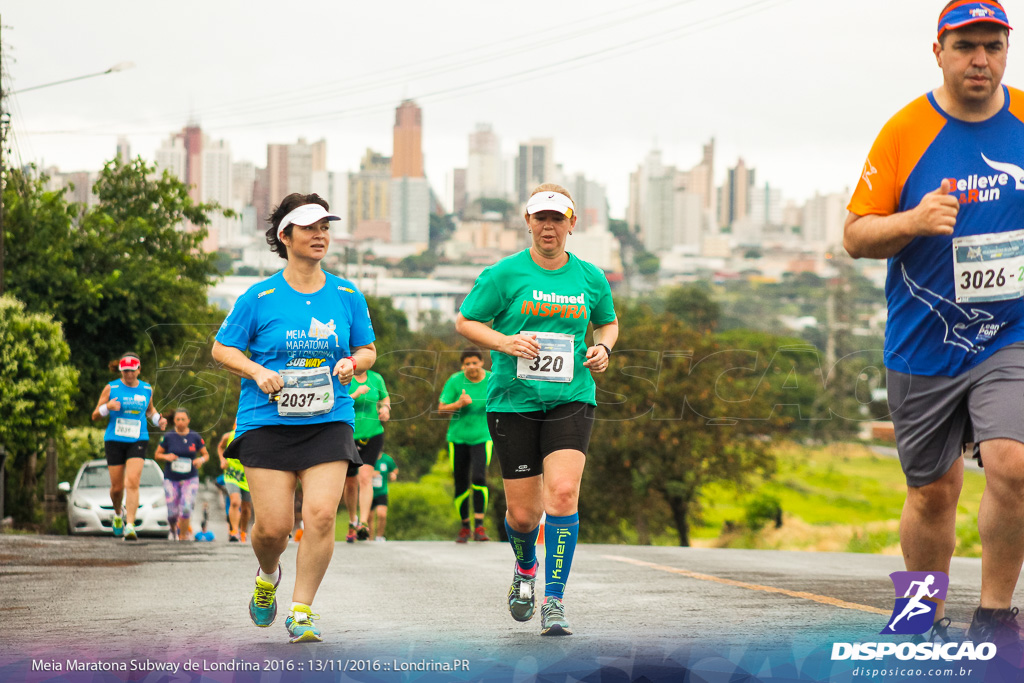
[151,412,162,427]
[597,343,612,357]
[348,356,357,372]
[98,404,109,417]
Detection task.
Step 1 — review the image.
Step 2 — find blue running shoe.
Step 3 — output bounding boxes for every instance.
[123,523,138,541]
[111,514,124,538]
[286,605,322,643]
[249,567,280,627]
[508,565,536,622]
[540,597,572,636]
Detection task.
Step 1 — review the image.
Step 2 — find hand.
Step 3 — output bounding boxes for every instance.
[219,456,227,470]
[193,457,204,468]
[351,384,370,398]
[458,390,472,407]
[253,366,284,395]
[501,333,540,360]
[167,454,178,461]
[106,399,121,412]
[378,404,391,422]
[158,417,168,430]
[333,357,356,384]
[910,179,958,237]
[583,344,610,373]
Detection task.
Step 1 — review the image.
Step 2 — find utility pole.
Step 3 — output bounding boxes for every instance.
[1,16,6,296]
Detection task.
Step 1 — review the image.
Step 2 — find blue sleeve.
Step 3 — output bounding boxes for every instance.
[216,292,257,351]
[348,289,376,349]
[159,435,170,450]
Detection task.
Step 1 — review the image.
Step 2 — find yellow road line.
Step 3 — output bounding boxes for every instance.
[604,555,898,617]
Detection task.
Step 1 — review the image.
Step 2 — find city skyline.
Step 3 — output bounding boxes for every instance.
[4,1,993,215]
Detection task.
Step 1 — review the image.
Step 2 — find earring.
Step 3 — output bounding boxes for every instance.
[528,229,532,233]
[569,232,573,235]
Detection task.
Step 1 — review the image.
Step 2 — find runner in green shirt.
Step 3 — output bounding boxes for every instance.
[369,453,397,541]
[438,348,492,543]
[343,369,390,542]
[456,183,618,637]
[218,422,253,543]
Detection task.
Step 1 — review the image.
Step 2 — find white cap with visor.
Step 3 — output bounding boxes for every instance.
[526,191,575,219]
[277,204,342,241]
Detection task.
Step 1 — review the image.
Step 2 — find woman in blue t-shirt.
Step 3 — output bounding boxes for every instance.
[90,351,167,541]
[154,408,209,541]
[212,192,377,644]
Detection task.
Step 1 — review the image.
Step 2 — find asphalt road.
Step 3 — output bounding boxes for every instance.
[1,517,1020,682]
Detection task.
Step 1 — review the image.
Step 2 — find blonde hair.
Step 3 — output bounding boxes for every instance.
[529,183,573,204]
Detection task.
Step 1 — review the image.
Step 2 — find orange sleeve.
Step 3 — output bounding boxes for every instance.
[848,95,947,217]
[1006,86,1024,125]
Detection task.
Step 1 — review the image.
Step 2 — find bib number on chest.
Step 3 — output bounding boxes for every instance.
[114,418,141,439]
[517,331,574,383]
[170,458,193,474]
[953,229,1024,303]
[372,474,383,489]
[277,366,335,417]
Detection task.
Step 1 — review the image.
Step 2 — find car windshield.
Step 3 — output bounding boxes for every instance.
[78,464,164,488]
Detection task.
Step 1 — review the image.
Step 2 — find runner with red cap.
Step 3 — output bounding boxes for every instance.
[845,0,1023,646]
[91,351,167,541]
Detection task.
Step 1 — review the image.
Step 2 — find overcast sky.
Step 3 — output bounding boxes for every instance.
[2,0,1007,216]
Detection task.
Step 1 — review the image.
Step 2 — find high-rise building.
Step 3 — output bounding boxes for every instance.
[628,147,706,254]
[734,182,783,246]
[390,100,429,248]
[154,125,231,251]
[516,138,554,203]
[349,149,391,241]
[267,138,328,206]
[718,158,755,229]
[452,168,467,217]
[803,190,852,248]
[467,123,504,204]
[116,137,131,163]
[392,100,424,179]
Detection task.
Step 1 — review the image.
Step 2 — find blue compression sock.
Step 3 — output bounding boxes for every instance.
[544,513,579,600]
[504,518,539,571]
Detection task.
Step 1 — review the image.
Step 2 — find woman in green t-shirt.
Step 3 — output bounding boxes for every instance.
[455,183,619,637]
[438,348,493,543]
[343,369,391,541]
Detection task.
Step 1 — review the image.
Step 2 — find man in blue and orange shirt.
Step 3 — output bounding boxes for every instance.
[846,0,1024,646]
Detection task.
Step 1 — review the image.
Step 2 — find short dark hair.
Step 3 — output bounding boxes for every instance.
[265,193,330,260]
[460,347,484,363]
[173,407,189,418]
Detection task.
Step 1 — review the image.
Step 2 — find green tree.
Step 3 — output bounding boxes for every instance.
[664,284,720,332]
[3,161,226,420]
[429,213,456,246]
[587,303,816,546]
[0,296,79,524]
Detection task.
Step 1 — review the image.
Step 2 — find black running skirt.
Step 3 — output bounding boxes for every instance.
[224,422,361,473]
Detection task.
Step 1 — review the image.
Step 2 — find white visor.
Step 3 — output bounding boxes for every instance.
[277,204,341,240]
[526,191,574,218]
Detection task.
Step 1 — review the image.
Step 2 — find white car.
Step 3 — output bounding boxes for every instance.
[59,459,170,537]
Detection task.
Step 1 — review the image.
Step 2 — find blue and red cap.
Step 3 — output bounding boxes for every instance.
[938,1,1012,38]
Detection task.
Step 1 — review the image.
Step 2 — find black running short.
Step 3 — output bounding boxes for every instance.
[371,493,389,509]
[487,402,595,480]
[224,422,361,474]
[104,440,148,467]
[353,433,384,471]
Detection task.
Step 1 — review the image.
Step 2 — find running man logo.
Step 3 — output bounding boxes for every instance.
[308,318,339,343]
[862,158,878,191]
[880,571,949,635]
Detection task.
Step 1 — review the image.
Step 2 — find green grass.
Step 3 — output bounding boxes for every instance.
[692,442,987,557]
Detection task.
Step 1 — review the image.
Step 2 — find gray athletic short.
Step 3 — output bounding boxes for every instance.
[887,342,1024,487]
[224,481,252,503]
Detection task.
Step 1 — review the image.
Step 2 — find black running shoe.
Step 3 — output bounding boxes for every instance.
[967,607,1022,645]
